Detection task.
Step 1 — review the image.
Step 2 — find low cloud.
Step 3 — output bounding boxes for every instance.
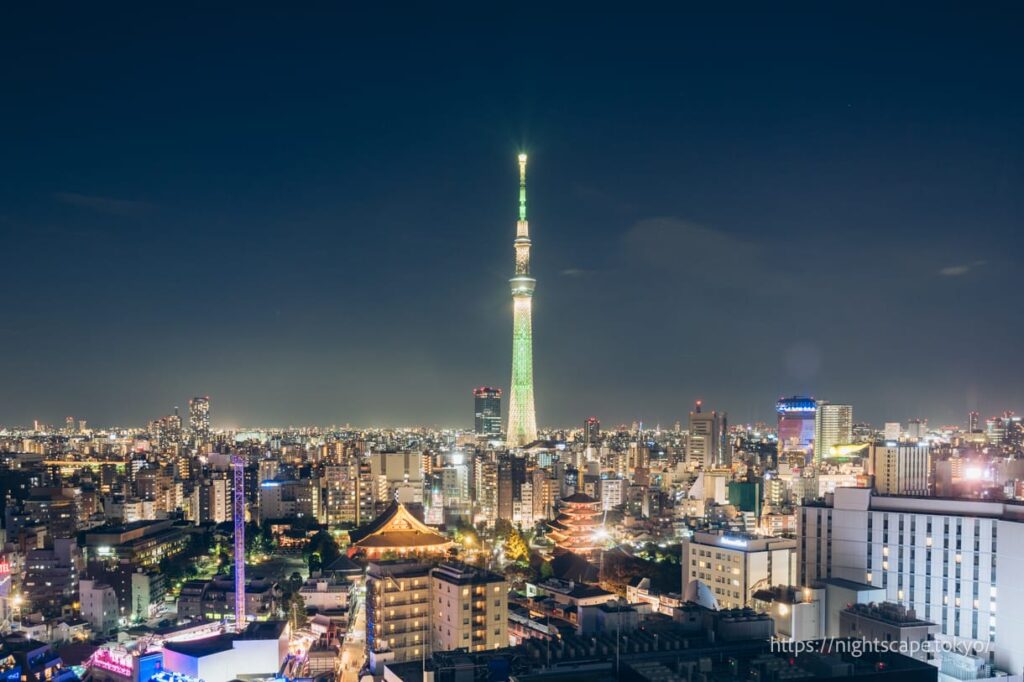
[939,260,987,277]
[622,217,778,292]
[54,192,153,217]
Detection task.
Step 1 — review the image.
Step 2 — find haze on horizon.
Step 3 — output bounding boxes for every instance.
[1,6,1022,430]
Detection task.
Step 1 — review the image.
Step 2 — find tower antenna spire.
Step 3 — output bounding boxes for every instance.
[518,153,527,222]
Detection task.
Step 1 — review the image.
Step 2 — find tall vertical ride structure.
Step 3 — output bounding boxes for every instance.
[507,154,538,448]
[231,453,246,630]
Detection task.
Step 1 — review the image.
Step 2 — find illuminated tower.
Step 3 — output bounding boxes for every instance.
[507,153,538,447]
[232,453,246,630]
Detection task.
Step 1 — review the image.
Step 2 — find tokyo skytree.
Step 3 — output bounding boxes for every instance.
[506,153,538,447]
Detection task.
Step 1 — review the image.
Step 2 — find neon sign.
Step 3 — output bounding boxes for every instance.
[92,650,132,677]
[720,537,748,548]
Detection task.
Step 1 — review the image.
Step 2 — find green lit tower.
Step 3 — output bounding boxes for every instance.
[507,153,538,447]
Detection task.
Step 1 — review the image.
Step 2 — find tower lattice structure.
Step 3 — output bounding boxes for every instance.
[232,453,246,630]
[507,154,538,447]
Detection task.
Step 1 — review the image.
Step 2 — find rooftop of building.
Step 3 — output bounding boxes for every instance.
[816,577,882,592]
[348,500,451,549]
[239,620,287,640]
[842,602,935,628]
[432,561,505,585]
[804,487,1024,521]
[161,620,286,657]
[322,554,363,575]
[560,492,599,504]
[84,519,175,536]
[366,559,431,579]
[162,635,234,657]
[751,585,817,605]
[537,578,614,600]
[384,628,937,682]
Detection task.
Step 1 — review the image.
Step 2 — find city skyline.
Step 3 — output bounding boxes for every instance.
[2,6,1022,428]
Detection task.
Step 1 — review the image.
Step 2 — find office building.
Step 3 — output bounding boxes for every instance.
[777,396,816,461]
[473,387,502,437]
[867,444,931,496]
[83,519,188,569]
[687,401,726,468]
[258,479,319,522]
[814,402,852,463]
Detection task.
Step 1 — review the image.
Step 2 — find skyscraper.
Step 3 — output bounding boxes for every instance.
[506,154,537,447]
[473,387,502,437]
[687,401,726,468]
[189,396,211,444]
[813,402,853,464]
[776,396,816,461]
[583,416,600,448]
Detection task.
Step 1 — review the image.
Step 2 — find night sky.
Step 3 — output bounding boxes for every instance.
[2,6,1022,429]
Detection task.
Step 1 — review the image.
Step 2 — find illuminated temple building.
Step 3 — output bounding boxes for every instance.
[547,492,603,559]
[347,501,453,559]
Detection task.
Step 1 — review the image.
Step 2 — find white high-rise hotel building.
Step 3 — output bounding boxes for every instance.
[799,488,1024,673]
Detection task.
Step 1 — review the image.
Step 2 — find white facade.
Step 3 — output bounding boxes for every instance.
[440,466,469,505]
[814,403,852,461]
[299,579,348,611]
[79,578,119,634]
[600,478,624,510]
[682,532,796,609]
[798,487,1024,673]
[867,444,930,495]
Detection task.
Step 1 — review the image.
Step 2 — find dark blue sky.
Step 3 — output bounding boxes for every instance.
[2,5,1022,429]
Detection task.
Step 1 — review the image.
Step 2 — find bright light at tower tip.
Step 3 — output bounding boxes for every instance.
[518,153,527,162]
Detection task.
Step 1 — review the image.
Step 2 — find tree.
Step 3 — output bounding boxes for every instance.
[539,561,554,580]
[289,572,304,593]
[287,592,307,630]
[304,530,341,574]
[494,518,513,538]
[160,556,186,587]
[504,529,529,564]
[217,547,230,572]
